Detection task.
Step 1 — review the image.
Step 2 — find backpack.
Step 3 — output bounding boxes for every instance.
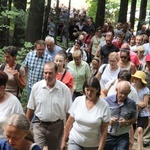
[0,63,22,99]
[67,48,73,62]
[66,48,84,62]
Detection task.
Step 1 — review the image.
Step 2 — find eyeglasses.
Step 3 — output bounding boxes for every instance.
[120,56,128,59]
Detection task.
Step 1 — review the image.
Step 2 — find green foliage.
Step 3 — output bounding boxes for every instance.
[0,46,6,64]
[85,0,97,20]
[17,42,33,63]
[56,36,74,50]
[0,6,28,45]
[1,9,20,19]
[0,8,19,31]
[86,0,120,24]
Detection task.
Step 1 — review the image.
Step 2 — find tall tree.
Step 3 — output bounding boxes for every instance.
[118,0,129,23]
[137,0,147,31]
[130,0,137,29]
[42,0,51,39]
[26,0,45,43]
[13,0,27,46]
[0,0,8,47]
[95,0,106,27]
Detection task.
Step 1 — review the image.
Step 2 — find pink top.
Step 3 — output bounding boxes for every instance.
[118,51,140,67]
[56,70,74,90]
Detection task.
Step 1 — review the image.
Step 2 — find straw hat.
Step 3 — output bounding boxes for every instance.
[132,71,147,84]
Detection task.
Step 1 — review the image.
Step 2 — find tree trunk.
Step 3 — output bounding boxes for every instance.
[54,0,60,44]
[13,0,27,47]
[95,0,106,28]
[137,0,147,31]
[5,0,12,45]
[66,0,71,48]
[130,0,137,29]
[25,0,45,44]
[0,0,8,48]
[118,0,129,23]
[42,0,51,40]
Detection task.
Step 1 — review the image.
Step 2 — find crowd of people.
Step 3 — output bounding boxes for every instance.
[0,9,150,150]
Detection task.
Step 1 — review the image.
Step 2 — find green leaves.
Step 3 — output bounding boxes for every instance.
[1,9,20,19]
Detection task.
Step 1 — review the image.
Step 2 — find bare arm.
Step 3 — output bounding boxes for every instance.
[98,121,109,150]
[100,88,108,98]
[137,94,149,108]
[96,71,101,81]
[88,41,93,54]
[61,115,75,150]
[14,74,26,90]
[26,108,34,121]
[95,46,100,57]
[130,62,137,75]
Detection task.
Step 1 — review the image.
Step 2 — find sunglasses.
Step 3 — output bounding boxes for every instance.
[120,56,128,59]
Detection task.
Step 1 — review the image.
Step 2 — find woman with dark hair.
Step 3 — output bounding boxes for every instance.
[0,114,41,150]
[61,76,110,150]
[66,39,87,62]
[91,57,101,76]
[0,71,24,140]
[0,46,26,98]
[88,27,105,59]
[132,71,150,150]
[118,49,136,75]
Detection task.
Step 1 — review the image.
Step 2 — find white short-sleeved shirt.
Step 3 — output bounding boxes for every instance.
[136,86,150,117]
[105,79,139,103]
[27,79,72,122]
[99,64,120,88]
[69,95,110,147]
[0,93,24,140]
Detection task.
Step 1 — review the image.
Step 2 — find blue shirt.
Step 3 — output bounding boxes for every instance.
[0,139,42,150]
[45,45,62,61]
[22,50,52,88]
[105,94,136,136]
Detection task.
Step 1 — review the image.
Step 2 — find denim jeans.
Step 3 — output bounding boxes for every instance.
[104,133,129,150]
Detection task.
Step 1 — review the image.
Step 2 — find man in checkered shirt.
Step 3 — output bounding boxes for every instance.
[22,40,52,99]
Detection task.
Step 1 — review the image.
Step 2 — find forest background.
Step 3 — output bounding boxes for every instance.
[0,0,149,105]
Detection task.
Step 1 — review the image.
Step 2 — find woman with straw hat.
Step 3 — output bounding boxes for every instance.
[132,71,150,150]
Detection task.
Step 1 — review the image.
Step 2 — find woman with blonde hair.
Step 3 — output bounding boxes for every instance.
[96,52,121,88]
[136,46,146,70]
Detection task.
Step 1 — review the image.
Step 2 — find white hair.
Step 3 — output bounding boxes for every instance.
[45,36,55,44]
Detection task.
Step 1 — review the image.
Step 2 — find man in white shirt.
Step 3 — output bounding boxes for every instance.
[26,62,72,150]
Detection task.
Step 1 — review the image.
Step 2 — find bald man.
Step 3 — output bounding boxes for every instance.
[104,81,137,150]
